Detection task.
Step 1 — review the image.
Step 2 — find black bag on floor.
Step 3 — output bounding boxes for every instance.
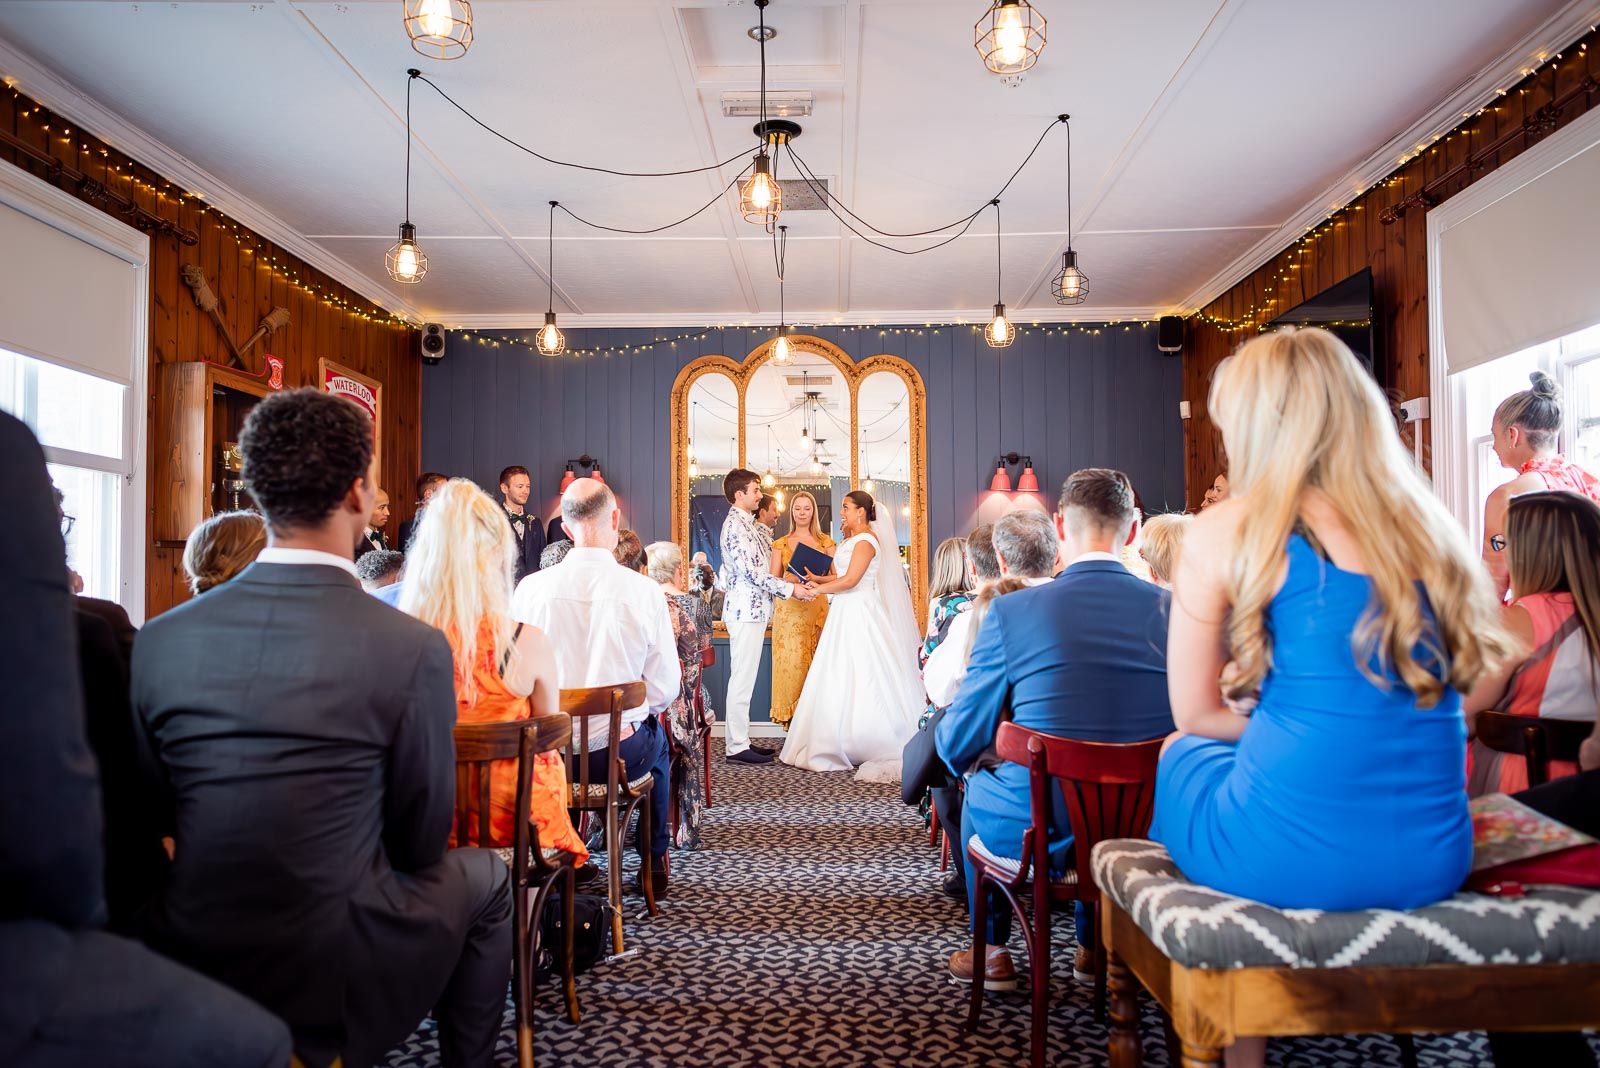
[536,891,608,979]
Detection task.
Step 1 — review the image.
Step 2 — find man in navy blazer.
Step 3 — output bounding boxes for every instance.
[936,468,1174,990]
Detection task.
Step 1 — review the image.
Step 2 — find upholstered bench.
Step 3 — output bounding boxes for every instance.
[1092,839,1600,1067]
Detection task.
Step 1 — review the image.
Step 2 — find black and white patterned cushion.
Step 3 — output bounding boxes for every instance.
[1092,839,1600,971]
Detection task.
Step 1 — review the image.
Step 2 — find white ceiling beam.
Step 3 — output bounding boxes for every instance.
[693,64,844,88]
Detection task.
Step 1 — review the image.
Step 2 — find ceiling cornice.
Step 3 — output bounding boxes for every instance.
[443,306,1167,331]
[0,31,425,323]
[1173,0,1600,315]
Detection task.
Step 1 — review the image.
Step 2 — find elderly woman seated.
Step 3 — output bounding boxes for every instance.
[646,540,714,850]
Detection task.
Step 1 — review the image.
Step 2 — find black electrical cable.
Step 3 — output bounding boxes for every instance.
[554,165,752,235]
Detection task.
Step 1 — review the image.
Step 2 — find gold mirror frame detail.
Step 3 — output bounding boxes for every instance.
[670,334,930,631]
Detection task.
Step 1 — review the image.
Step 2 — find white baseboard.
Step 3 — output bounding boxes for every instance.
[710,723,785,738]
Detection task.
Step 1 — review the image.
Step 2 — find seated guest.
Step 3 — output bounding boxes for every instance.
[357,549,404,593]
[937,470,1173,990]
[1201,471,1229,509]
[132,390,512,1068]
[1150,329,1513,1068]
[540,538,573,569]
[921,536,975,709]
[182,510,267,595]
[646,539,712,850]
[397,471,447,551]
[497,465,544,583]
[357,486,390,558]
[401,480,586,863]
[2,411,293,1067]
[1139,512,1192,589]
[615,528,648,573]
[1466,491,1600,794]
[513,479,680,895]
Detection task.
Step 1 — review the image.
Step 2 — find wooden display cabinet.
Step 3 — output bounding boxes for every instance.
[151,361,273,547]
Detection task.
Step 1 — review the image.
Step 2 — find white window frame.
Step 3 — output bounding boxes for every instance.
[0,161,149,622]
[1428,103,1600,536]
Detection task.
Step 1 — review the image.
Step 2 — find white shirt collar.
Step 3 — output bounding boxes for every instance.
[256,546,360,579]
[1066,550,1124,567]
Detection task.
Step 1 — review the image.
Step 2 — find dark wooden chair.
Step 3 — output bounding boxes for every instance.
[695,644,716,808]
[963,723,1164,1068]
[561,681,656,957]
[1474,710,1592,787]
[452,713,581,1068]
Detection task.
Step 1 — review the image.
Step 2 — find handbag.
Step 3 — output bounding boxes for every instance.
[536,890,608,978]
[1464,793,1600,895]
[901,705,952,806]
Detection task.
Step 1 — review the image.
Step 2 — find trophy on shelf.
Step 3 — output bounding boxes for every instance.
[220,441,247,512]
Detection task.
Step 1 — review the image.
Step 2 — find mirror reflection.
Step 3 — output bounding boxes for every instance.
[748,349,852,542]
[857,370,913,584]
[686,371,738,568]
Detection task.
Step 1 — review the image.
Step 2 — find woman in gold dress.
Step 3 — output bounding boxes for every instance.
[768,491,835,729]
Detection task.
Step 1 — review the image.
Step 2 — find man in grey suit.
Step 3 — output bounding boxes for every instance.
[132,389,512,1068]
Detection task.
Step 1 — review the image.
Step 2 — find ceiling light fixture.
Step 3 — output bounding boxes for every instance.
[722,89,813,118]
[1051,115,1089,305]
[740,0,782,225]
[975,0,1047,76]
[405,0,473,61]
[984,200,1014,348]
[537,201,566,356]
[772,223,794,365]
[386,71,428,284]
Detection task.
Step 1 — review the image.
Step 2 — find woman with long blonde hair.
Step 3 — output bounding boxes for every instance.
[1152,328,1514,1067]
[767,490,835,728]
[400,479,586,861]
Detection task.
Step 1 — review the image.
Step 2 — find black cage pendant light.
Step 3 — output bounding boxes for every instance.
[984,200,1014,349]
[740,0,782,225]
[386,72,428,284]
[1051,116,1090,305]
[974,0,1047,76]
[537,201,567,357]
[405,0,473,60]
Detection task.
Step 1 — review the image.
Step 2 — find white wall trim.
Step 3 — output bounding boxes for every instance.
[441,306,1167,331]
[1176,1,1600,316]
[1426,101,1600,529]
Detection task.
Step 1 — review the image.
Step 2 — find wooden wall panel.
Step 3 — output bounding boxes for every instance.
[1,86,420,619]
[1182,31,1600,509]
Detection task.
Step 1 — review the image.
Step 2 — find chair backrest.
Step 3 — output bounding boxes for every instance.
[453,713,574,880]
[995,720,1165,902]
[560,680,648,803]
[1474,710,1592,788]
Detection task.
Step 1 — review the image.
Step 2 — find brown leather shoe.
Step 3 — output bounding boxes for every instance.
[947,945,1018,992]
[1073,944,1093,982]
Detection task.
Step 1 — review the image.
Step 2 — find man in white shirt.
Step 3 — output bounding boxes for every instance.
[512,477,680,894]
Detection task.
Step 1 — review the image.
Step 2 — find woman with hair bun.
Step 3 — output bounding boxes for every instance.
[1483,372,1600,598]
[182,511,267,595]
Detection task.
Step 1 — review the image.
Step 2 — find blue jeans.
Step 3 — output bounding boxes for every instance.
[961,803,1091,950]
[586,715,672,861]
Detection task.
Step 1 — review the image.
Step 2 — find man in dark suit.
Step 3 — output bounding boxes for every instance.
[132,390,511,1068]
[498,464,544,582]
[397,471,446,551]
[356,485,391,558]
[937,468,1174,991]
[1,411,292,1068]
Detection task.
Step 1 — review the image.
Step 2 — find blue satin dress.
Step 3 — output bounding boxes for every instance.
[1152,534,1472,910]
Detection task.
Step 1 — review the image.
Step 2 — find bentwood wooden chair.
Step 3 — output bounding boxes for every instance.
[561,681,656,956]
[695,645,716,808]
[1474,710,1593,788]
[452,714,581,1068]
[963,724,1164,1068]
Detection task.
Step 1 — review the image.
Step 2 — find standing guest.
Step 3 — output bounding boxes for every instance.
[512,478,680,895]
[1139,513,1193,589]
[1482,373,1600,598]
[646,540,712,850]
[497,465,545,583]
[1466,491,1600,795]
[540,539,573,570]
[768,491,835,731]
[357,550,405,593]
[132,390,512,1068]
[615,529,648,574]
[397,471,447,551]
[357,487,390,558]
[1150,329,1514,1068]
[1201,472,1229,509]
[402,480,586,863]
[182,510,268,596]
[693,557,726,621]
[938,469,1173,991]
[719,469,816,765]
[755,494,779,548]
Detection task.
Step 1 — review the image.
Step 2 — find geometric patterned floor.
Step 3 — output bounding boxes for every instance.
[382,741,1591,1067]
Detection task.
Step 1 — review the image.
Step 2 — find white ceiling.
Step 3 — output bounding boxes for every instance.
[0,0,1592,327]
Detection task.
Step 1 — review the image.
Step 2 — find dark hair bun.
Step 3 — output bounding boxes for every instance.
[1529,371,1560,400]
[846,489,876,522]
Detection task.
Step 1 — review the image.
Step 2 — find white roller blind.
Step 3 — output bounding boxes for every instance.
[0,198,138,384]
[1439,135,1600,374]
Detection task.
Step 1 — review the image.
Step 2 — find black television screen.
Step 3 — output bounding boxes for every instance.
[1268,267,1378,380]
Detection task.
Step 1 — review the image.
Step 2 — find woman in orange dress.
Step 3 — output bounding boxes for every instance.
[768,491,834,729]
[400,479,587,861]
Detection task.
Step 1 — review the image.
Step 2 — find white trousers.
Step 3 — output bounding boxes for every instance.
[724,620,767,756]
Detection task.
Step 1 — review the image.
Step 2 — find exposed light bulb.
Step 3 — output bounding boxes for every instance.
[536,311,565,356]
[740,153,782,224]
[539,324,559,349]
[799,426,810,448]
[865,477,875,493]
[686,441,695,462]
[902,505,911,517]
[811,454,822,475]
[418,0,452,37]
[991,313,1011,343]
[995,4,1026,64]
[386,223,427,284]
[772,332,794,365]
[688,460,699,478]
[394,244,420,281]
[762,470,776,488]
[775,490,785,510]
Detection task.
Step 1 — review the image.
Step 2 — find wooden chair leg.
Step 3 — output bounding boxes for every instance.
[1107,950,1143,1068]
[939,828,950,872]
[637,793,658,918]
[1029,895,1049,1068]
[561,863,580,1025]
[512,881,533,1068]
[605,800,624,957]
[929,796,940,846]
[964,870,989,1035]
[1394,1033,1419,1068]
[702,730,713,808]
[1092,902,1108,1024]
[1160,1009,1180,1068]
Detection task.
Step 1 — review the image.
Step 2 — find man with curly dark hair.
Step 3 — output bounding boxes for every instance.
[131,389,512,1068]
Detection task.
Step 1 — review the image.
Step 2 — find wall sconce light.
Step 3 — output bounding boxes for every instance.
[560,454,603,494]
[987,452,1037,493]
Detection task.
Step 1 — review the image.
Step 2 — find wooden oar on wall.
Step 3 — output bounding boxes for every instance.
[181,264,290,372]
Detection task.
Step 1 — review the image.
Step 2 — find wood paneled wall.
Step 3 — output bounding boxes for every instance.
[1182,30,1600,508]
[0,86,420,618]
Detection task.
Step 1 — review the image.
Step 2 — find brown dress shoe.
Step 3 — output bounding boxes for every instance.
[947,945,1019,991]
[1073,944,1094,982]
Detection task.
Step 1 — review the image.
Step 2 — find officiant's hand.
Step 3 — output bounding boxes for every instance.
[792,583,818,602]
[802,568,824,582]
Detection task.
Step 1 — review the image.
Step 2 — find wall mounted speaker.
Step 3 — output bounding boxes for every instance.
[1157,315,1183,354]
[421,323,446,364]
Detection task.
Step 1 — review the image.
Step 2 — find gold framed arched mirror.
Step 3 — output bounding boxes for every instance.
[669,335,928,629]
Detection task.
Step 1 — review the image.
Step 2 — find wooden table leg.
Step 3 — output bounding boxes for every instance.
[1179,1040,1223,1067]
[1108,950,1144,1068]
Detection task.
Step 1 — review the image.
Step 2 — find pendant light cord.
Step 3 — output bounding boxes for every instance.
[1065,118,1073,250]
[404,72,414,225]
[554,165,751,235]
[547,200,556,315]
[758,0,769,152]
[993,200,1003,305]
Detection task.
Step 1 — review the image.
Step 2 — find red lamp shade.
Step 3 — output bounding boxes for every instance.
[591,466,605,486]
[1016,462,1039,493]
[988,462,1013,493]
[559,465,575,493]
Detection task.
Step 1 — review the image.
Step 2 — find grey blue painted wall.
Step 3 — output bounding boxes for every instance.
[419,321,1185,548]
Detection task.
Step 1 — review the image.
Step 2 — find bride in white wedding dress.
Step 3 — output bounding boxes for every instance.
[780,490,925,780]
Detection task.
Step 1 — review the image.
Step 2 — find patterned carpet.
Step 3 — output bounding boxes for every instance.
[382,743,1576,1067]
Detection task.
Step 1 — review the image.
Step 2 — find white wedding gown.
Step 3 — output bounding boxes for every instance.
[779,526,925,778]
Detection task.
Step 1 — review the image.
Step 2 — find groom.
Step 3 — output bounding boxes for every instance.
[720,469,815,765]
